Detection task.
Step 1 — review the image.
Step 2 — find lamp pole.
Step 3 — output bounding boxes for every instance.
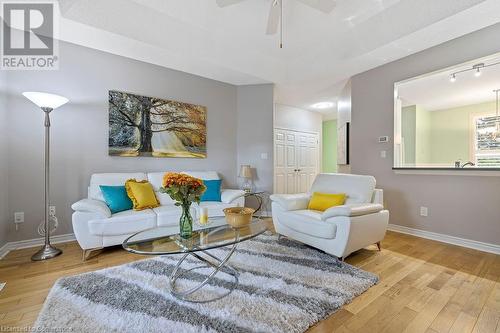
[31,107,62,261]
[23,92,68,261]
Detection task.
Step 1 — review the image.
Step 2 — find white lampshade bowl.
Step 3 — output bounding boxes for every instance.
[23,92,69,110]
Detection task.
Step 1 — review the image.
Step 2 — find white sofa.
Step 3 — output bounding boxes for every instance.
[71,171,245,254]
[270,173,389,260]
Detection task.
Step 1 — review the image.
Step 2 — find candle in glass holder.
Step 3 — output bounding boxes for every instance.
[199,206,208,225]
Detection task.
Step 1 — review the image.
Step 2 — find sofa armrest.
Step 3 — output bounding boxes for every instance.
[221,189,245,204]
[270,193,311,211]
[71,199,112,218]
[321,203,384,221]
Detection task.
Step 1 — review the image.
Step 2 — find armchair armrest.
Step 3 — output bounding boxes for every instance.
[321,203,384,221]
[71,199,112,218]
[270,193,311,211]
[221,189,245,204]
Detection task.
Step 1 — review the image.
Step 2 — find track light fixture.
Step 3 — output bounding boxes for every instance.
[449,62,500,82]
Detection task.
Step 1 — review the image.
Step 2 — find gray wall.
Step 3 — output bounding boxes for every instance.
[0,72,7,249]
[351,23,500,245]
[3,40,257,242]
[237,85,274,193]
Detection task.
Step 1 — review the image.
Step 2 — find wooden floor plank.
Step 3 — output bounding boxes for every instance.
[0,229,498,333]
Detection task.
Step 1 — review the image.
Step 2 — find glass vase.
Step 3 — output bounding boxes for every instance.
[179,202,193,239]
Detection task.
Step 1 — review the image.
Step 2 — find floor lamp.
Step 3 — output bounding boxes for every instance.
[23,92,69,261]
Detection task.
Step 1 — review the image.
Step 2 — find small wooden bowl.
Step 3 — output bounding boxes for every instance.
[223,207,255,228]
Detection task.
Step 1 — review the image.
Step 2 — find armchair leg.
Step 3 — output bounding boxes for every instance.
[82,247,103,261]
[277,234,283,241]
[376,241,381,251]
[339,256,345,262]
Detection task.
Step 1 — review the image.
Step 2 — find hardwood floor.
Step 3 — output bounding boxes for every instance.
[0,228,499,332]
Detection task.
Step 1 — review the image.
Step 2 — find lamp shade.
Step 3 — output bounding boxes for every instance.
[239,165,252,178]
[23,92,69,109]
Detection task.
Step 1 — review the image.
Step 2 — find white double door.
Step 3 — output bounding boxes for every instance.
[274,128,319,194]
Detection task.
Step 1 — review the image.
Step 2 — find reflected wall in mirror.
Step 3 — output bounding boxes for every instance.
[394,53,500,169]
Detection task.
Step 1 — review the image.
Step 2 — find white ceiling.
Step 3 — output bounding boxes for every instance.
[56,0,500,115]
[398,54,500,111]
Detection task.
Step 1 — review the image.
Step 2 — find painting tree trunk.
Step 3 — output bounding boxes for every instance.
[138,98,153,153]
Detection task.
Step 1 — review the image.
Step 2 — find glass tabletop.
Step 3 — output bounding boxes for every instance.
[122,217,268,255]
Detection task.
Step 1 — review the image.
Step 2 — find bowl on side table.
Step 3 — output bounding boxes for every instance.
[223,207,255,228]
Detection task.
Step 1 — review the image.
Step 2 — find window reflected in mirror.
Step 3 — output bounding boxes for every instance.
[394,53,500,169]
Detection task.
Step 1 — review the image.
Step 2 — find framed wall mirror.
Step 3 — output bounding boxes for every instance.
[394,52,500,170]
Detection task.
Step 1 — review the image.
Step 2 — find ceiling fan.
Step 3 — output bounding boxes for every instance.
[216,0,336,48]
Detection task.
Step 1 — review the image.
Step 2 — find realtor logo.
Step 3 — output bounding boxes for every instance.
[1,1,59,70]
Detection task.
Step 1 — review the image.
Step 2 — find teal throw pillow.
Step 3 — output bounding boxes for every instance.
[200,179,222,202]
[99,185,133,214]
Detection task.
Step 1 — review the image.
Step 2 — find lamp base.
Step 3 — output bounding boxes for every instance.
[31,244,62,261]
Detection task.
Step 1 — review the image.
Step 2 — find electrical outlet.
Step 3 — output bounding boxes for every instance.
[49,206,56,216]
[420,206,428,217]
[14,212,24,223]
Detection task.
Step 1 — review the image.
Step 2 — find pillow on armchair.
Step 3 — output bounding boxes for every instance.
[308,192,346,211]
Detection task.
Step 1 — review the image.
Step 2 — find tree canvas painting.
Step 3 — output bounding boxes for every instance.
[109,91,207,158]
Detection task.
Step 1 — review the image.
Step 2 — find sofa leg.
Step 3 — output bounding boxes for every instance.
[376,241,381,251]
[82,248,102,261]
[277,234,282,241]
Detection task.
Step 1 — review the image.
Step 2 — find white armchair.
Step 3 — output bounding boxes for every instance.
[271,173,389,260]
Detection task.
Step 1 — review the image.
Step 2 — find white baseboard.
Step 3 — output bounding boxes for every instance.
[388,224,500,255]
[0,233,76,260]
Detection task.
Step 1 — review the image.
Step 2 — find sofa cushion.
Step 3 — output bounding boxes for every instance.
[88,209,156,236]
[147,172,167,191]
[281,209,337,239]
[155,192,175,206]
[153,205,182,227]
[89,173,147,201]
[310,173,375,204]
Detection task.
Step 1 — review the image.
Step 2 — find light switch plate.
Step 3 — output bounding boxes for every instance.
[380,150,387,158]
[378,136,389,143]
[261,153,268,160]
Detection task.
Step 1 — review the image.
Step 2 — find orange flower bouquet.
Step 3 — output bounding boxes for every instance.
[160,172,206,238]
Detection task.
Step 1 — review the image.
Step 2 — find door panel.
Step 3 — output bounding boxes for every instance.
[274,128,319,194]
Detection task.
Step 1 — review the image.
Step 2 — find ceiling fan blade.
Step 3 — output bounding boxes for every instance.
[216,0,248,7]
[266,0,281,35]
[295,0,336,13]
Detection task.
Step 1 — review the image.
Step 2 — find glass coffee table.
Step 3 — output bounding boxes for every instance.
[123,217,268,302]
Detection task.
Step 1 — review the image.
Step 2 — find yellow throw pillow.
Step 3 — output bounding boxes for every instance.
[308,192,346,211]
[125,179,160,211]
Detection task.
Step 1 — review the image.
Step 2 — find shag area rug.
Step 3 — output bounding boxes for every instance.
[35,233,377,333]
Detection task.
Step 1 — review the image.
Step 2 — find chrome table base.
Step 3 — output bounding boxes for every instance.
[169,243,239,303]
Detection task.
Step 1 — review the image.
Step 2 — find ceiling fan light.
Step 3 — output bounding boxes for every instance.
[450,74,456,82]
